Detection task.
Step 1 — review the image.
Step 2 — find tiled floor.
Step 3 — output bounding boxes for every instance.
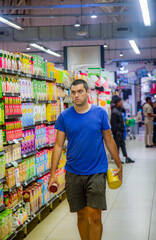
[25,132,156,240]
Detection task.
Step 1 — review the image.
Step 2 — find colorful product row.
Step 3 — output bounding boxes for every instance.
[33,104,46,123]
[23,182,43,216]
[0,155,5,179]
[0,103,4,125]
[4,186,23,209]
[1,75,20,94]
[19,78,33,99]
[21,129,35,155]
[21,103,34,127]
[25,156,36,180]
[35,149,52,176]
[0,209,12,240]
[0,130,3,151]
[46,103,58,122]
[3,121,23,142]
[35,125,46,148]
[4,97,22,116]
[4,143,21,164]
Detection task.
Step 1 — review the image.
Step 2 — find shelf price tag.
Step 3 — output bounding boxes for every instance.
[13,139,19,144]
[15,167,20,187]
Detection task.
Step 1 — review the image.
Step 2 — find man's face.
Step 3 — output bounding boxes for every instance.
[70,84,89,106]
[148,99,152,105]
[117,99,123,108]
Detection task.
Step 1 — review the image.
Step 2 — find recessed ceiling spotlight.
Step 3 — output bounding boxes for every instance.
[26,44,30,50]
[91,8,97,19]
[119,52,123,57]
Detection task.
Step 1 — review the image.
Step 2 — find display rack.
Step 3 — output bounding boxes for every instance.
[0,60,69,240]
[5,189,65,240]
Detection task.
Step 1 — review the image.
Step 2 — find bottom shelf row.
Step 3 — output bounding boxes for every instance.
[0,169,65,240]
[5,189,66,240]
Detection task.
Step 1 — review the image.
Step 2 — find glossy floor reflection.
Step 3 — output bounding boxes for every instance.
[24,133,156,240]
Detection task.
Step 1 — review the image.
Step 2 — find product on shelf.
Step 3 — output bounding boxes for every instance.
[57,86,65,98]
[46,126,56,145]
[19,78,33,99]
[35,150,49,176]
[0,208,13,240]
[46,103,58,122]
[21,129,35,155]
[33,103,46,123]
[56,168,65,193]
[12,207,28,231]
[37,173,53,205]
[0,184,3,207]
[3,96,22,116]
[0,103,5,125]
[21,103,34,127]
[23,182,43,216]
[0,155,5,179]
[3,121,23,142]
[1,75,20,94]
[33,80,47,101]
[0,130,3,151]
[46,82,57,101]
[35,124,46,148]
[5,167,15,188]
[4,143,21,164]
[4,186,23,209]
[24,156,36,180]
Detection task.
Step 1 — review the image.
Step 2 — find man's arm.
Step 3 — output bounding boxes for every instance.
[48,130,66,191]
[102,129,123,182]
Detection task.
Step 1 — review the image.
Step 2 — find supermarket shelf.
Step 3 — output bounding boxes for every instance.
[35,120,48,125]
[23,124,36,130]
[22,98,35,103]
[6,185,17,193]
[0,150,6,156]
[6,232,16,240]
[22,169,51,187]
[36,144,49,150]
[5,114,22,120]
[56,83,70,90]
[0,176,6,184]
[4,137,24,146]
[6,158,23,169]
[0,69,56,82]
[12,201,25,214]
[22,150,38,159]
[46,120,56,125]
[0,204,6,213]
[3,92,20,97]
[6,189,65,240]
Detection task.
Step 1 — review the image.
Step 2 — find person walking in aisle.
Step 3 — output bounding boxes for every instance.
[152,101,156,145]
[111,95,135,164]
[48,79,123,240]
[143,97,154,147]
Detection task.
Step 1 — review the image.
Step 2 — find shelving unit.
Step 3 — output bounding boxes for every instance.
[0,56,69,240]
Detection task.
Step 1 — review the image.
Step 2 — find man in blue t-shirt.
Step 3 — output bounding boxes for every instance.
[48,79,123,240]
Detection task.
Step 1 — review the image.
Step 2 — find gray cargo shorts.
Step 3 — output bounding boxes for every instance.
[65,171,107,212]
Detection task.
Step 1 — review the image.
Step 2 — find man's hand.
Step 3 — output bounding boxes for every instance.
[113,166,123,183]
[48,175,59,192]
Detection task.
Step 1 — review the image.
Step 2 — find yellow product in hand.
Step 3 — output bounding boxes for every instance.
[107,168,121,189]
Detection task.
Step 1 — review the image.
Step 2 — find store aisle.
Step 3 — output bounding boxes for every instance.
[25,133,156,240]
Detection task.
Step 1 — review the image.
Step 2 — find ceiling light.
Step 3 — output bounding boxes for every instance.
[139,0,151,26]
[91,9,97,19]
[74,19,80,27]
[77,30,88,36]
[30,43,61,57]
[0,16,23,30]
[129,40,141,54]
[119,52,123,57]
[103,42,108,48]
[26,44,30,50]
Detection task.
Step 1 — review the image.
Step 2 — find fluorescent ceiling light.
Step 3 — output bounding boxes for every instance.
[74,19,80,27]
[139,0,151,26]
[0,16,23,30]
[30,43,61,57]
[129,40,141,54]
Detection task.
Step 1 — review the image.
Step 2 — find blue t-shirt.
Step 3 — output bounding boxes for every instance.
[55,104,110,175]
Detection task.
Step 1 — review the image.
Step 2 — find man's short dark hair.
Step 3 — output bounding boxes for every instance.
[70,79,89,92]
[146,97,151,102]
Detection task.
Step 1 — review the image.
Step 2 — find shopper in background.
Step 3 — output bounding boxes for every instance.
[111,95,135,164]
[153,101,156,145]
[143,97,154,147]
[48,79,123,240]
